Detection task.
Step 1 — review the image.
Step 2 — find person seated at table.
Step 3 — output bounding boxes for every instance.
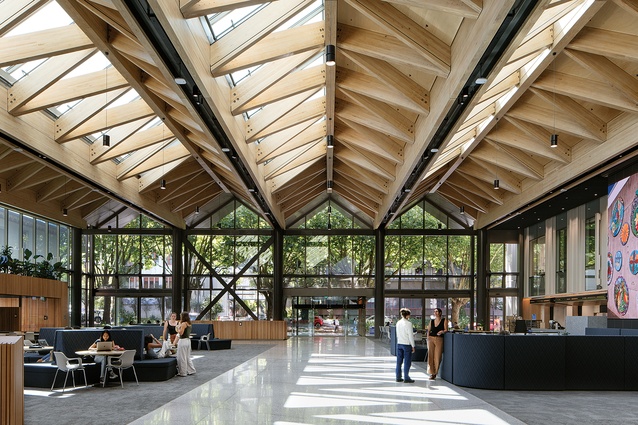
[144,334,172,359]
[163,312,179,344]
[89,329,121,381]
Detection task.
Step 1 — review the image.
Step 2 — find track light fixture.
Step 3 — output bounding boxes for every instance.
[192,85,202,105]
[195,206,200,215]
[460,205,465,215]
[550,134,558,148]
[174,61,187,85]
[107,225,112,233]
[103,134,110,147]
[63,208,68,217]
[160,179,166,190]
[494,179,500,190]
[325,44,336,66]
[327,180,333,194]
[326,135,334,149]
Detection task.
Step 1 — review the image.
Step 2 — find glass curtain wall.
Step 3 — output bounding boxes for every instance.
[0,205,72,322]
[0,207,69,269]
[185,200,273,321]
[529,222,546,296]
[556,212,567,294]
[385,200,476,330]
[488,241,519,330]
[84,215,172,326]
[283,202,375,289]
[585,202,598,291]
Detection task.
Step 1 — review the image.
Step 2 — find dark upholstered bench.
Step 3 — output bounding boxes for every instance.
[24,352,45,363]
[128,358,177,381]
[190,323,232,351]
[204,339,232,350]
[53,329,145,360]
[24,362,100,388]
[127,324,165,337]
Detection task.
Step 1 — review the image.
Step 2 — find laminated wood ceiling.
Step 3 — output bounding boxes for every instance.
[0,0,636,229]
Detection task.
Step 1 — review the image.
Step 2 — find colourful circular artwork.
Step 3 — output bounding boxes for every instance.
[610,197,624,237]
[615,250,623,271]
[632,191,638,237]
[630,250,638,275]
[614,276,629,316]
[607,252,614,285]
[621,222,630,245]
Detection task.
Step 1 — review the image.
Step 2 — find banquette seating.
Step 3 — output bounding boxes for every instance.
[23,327,64,363]
[190,323,232,350]
[24,328,177,387]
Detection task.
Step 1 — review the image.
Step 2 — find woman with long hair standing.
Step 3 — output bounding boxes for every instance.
[163,312,179,344]
[426,308,448,380]
[176,311,196,377]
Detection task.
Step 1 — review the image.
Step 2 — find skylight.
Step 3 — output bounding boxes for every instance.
[206,4,266,42]
[64,52,111,80]
[5,2,72,36]
[1,2,73,84]
[276,0,323,32]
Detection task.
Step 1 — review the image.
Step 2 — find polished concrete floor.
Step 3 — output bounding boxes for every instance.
[129,337,526,425]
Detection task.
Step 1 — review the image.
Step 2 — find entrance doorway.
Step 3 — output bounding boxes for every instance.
[287,296,366,337]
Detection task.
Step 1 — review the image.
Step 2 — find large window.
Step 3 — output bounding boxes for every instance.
[529,223,546,296]
[283,202,375,289]
[489,243,518,289]
[585,215,597,291]
[85,214,172,326]
[556,213,567,294]
[384,202,475,328]
[186,200,273,321]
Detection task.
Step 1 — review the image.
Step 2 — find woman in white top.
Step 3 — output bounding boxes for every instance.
[395,308,416,383]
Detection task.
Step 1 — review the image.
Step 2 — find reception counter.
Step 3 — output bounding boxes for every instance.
[442,333,638,390]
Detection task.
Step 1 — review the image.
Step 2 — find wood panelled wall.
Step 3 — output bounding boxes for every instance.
[0,336,24,425]
[206,321,288,340]
[0,275,68,332]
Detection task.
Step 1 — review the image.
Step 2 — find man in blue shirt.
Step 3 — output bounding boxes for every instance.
[395,308,416,383]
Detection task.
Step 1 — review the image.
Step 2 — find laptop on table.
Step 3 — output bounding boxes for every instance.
[96,341,114,351]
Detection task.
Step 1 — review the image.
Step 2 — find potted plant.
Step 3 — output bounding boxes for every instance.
[0,246,69,280]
